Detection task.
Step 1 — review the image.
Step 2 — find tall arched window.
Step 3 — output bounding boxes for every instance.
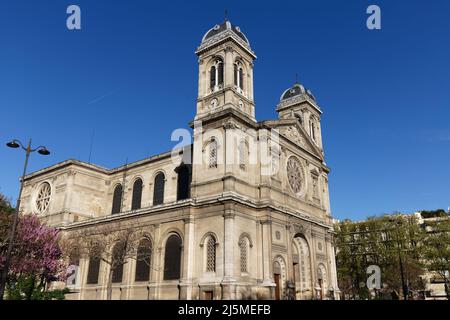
[206,236,216,272]
[239,236,250,273]
[210,58,224,90]
[210,65,216,89]
[135,238,152,282]
[209,139,218,169]
[234,61,244,90]
[111,184,123,214]
[153,172,165,205]
[86,248,101,285]
[111,242,126,283]
[176,164,191,201]
[310,119,316,142]
[131,178,143,210]
[164,234,182,280]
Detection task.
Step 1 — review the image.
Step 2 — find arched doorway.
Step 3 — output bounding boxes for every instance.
[273,261,281,300]
[273,257,286,300]
[293,235,313,299]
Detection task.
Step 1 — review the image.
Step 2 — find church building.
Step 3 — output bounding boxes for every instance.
[19,19,340,300]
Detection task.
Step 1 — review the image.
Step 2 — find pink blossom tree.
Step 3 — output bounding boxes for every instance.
[0,214,68,299]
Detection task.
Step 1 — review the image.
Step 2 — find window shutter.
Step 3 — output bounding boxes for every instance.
[164,235,182,280]
[210,66,216,89]
[206,237,216,272]
[111,185,122,214]
[135,239,152,282]
[176,164,191,201]
[86,253,100,284]
[153,173,165,205]
[111,242,126,283]
[131,179,143,210]
[239,68,244,90]
[218,62,224,86]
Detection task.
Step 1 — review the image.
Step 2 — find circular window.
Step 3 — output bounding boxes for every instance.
[287,156,304,195]
[36,182,51,213]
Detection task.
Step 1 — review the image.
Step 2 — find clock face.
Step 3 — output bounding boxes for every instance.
[287,156,304,195]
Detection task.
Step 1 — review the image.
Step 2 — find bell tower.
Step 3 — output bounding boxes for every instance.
[195,19,257,122]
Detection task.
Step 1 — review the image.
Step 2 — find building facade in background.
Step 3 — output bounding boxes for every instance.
[19,20,339,300]
[334,210,449,300]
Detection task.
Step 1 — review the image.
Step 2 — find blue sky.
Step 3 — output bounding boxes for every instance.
[0,0,449,220]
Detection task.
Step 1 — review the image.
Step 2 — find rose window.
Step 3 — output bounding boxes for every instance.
[36,182,51,213]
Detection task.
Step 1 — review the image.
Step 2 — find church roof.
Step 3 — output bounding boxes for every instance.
[280,83,316,102]
[201,20,250,46]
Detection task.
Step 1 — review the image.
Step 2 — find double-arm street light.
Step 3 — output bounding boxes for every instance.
[0,139,50,300]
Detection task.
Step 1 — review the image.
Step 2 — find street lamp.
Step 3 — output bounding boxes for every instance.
[0,139,50,300]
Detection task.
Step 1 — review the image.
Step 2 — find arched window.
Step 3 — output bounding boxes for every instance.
[206,236,216,272]
[239,238,248,273]
[209,139,218,168]
[210,65,216,89]
[135,238,152,282]
[164,234,182,280]
[210,58,224,90]
[86,248,101,285]
[111,242,126,283]
[176,164,191,201]
[238,140,247,170]
[310,120,316,142]
[131,178,143,210]
[111,184,123,214]
[234,61,244,90]
[153,172,165,205]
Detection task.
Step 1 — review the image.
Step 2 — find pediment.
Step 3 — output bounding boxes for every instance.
[271,120,324,161]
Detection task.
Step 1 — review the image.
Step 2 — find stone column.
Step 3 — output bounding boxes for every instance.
[149,224,161,300]
[224,46,234,88]
[180,216,195,299]
[221,204,236,299]
[78,257,88,300]
[198,58,206,98]
[248,62,254,102]
[327,234,340,300]
[317,121,323,150]
[261,220,272,282]
[309,232,319,299]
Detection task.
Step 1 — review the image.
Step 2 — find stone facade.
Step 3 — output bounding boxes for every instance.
[20,19,340,300]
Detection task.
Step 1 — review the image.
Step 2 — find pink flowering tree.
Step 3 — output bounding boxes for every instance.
[0,214,68,300]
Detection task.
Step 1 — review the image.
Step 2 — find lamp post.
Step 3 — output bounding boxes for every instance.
[394,220,408,301]
[0,139,50,300]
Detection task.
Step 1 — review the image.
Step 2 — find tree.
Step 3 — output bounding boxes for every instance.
[62,223,150,300]
[0,214,68,299]
[334,214,426,300]
[0,194,14,252]
[422,217,450,299]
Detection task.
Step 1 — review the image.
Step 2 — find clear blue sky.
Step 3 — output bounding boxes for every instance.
[0,0,449,220]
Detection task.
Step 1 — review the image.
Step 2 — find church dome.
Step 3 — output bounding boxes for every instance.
[201,20,250,46]
[280,83,316,102]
